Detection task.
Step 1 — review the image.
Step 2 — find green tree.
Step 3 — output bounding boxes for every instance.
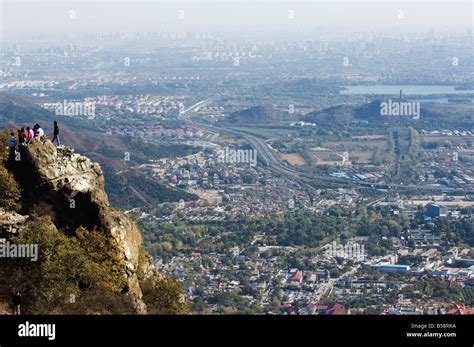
[2,216,133,314]
[141,277,188,314]
[0,130,21,211]
[0,166,21,211]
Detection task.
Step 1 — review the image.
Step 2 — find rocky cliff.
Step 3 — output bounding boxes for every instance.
[9,141,148,313]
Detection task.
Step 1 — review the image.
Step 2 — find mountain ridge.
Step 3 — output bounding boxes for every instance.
[0,92,198,209]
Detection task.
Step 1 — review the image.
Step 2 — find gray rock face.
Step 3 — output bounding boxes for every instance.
[10,141,147,313]
[0,208,28,237]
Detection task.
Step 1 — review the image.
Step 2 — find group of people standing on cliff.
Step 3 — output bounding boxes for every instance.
[7,121,60,160]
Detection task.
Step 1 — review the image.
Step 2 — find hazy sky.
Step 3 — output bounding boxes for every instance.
[1,1,472,39]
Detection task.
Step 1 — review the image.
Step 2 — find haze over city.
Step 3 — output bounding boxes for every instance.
[0,1,472,345]
[2,1,472,39]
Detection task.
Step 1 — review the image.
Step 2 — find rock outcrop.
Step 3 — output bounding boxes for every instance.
[0,208,27,238]
[10,141,147,313]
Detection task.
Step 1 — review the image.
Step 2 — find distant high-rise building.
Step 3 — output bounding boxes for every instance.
[426,203,447,218]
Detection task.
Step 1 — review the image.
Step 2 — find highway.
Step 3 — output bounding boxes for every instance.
[188,121,474,194]
[180,99,212,116]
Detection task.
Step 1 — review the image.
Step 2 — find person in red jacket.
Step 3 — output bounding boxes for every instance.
[26,127,34,144]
